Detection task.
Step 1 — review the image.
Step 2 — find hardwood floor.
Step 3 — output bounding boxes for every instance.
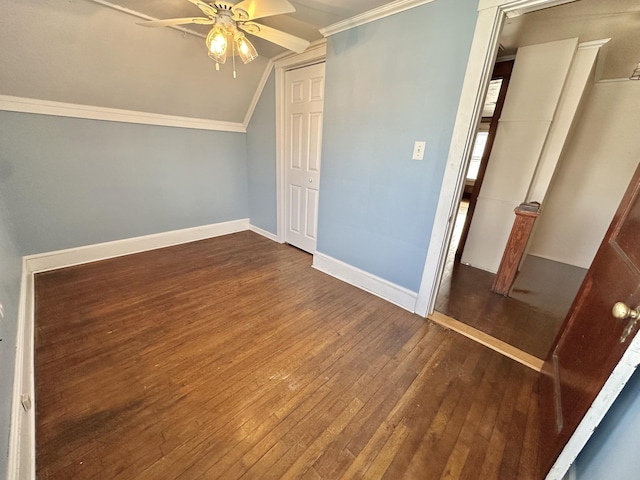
[437,202,566,360]
[35,231,540,479]
[510,254,586,321]
[435,262,562,360]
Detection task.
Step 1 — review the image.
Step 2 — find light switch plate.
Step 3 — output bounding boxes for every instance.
[412,141,426,160]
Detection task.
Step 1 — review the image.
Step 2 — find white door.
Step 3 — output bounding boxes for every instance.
[284,62,325,253]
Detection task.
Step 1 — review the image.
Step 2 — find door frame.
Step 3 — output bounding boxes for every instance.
[414,0,640,478]
[274,40,327,244]
[415,0,577,316]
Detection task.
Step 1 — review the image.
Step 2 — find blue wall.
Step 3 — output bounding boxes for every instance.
[575,367,640,479]
[317,0,478,291]
[247,72,277,234]
[0,111,249,473]
[1,1,638,477]
[0,112,248,255]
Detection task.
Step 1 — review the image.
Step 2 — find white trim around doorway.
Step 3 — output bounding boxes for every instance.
[414,0,581,317]
[274,41,327,244]
[412,1,636,479]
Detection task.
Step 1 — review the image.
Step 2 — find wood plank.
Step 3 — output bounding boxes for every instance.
[429,310,544,371]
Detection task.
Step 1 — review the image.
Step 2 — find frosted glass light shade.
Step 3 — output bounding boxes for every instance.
[206,24,228,64]
[235,33,258,64]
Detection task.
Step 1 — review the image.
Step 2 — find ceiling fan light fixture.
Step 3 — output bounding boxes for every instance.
[206,23,228,63]
[138,0,310,77]
[235,32,258,64]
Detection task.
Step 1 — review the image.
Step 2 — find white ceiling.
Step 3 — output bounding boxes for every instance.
[5,0,639,125]
[99,0,392,58]
[501,0,640,80]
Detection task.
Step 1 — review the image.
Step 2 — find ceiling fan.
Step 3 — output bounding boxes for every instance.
[138,0,310,75]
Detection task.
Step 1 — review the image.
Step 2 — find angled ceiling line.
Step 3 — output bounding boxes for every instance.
[319,0,437,37]
[89,0,206,38]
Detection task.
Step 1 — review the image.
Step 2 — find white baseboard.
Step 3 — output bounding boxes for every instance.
[249,224,281,243]
[312,252,418,312]
[24,219,250,273]
[7,218,251,480]
[7,263,35,480]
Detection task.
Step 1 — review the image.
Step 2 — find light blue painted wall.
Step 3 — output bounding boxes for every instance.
[247,72,277,234]
[574,367,640,479]
[317,0,478,291]
[0,197,22,475]
[0,110,249,474]
[0,111,248,255]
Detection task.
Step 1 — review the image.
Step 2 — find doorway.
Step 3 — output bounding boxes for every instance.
[431,0,640,362]
[418,1,640,477]
[283,61,326,253]
[274,44,327,250]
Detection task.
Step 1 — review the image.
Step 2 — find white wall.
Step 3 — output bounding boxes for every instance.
[527,44,601,203]
[529,80,640,268]
[461,38,578,272]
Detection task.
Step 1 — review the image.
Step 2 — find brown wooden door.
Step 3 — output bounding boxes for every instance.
[539,160,640,476]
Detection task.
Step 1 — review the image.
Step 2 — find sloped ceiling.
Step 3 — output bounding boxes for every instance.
[0,0,389,124]
[501,0,640,80]
[111,0,393,58]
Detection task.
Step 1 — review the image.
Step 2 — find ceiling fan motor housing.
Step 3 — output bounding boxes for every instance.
[210,2,250,21]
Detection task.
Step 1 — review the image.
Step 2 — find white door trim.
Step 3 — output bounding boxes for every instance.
[274,41,327,243]
[415,0,579,316]
[414,1,636,479]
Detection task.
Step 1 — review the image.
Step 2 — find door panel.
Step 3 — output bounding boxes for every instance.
[308,112,323,172]
[539,161,640,476]
[289,185,301,234]
[305,188,319,239]
[290,114,303,169]
[284,62,325,253]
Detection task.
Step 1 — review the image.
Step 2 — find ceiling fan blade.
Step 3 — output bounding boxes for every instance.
[137,17,214,27]
[240,23,309,53]
[233,0,295,21]
[187,0,218,18]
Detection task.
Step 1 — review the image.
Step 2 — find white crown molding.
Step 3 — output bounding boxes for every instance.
[0,95,246,133]
[478,0,575,17]
[312,252,418,312]
[578,38,611,50]
[243,60,274,128]
[319,0,437,37]
[272,39,327,68]
[578,38,610,82]
[598,77,640,84]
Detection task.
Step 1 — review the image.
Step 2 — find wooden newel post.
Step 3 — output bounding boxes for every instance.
[491,203,540,296]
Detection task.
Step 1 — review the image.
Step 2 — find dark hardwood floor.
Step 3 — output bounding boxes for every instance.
[437,202,568,360]
[435,262,562,360]
[35,231,540,479]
